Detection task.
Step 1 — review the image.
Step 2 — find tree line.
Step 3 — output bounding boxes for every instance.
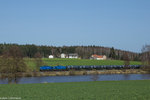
[0,43,140,61]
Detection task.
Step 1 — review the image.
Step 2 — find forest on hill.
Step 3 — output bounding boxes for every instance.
[0,43,140,61]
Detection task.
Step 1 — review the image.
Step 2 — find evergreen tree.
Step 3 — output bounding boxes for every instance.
[109,47,116,59]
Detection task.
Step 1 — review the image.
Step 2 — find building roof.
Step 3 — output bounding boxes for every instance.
[92,54,104,58]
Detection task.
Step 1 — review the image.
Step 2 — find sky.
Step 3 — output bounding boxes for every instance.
[0,0,150,53]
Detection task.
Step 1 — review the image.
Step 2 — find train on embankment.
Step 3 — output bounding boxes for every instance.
[40,65,141,71]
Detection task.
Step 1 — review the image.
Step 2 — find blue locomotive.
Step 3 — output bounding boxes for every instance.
[40,66,53,71]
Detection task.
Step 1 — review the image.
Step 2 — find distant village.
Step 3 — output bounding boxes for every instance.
[48,53,107,60]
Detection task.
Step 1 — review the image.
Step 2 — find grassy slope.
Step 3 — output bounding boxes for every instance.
[24,58,141,70]
[43,58,141,66]
[0,80,150,100]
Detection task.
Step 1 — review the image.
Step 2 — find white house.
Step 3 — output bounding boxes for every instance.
[49,55,54,59]
[61,53,66,58]
[91,54,107,60]
[60,53,78,59]
[68,53,78,59]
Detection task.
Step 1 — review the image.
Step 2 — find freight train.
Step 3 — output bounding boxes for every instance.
[40,65,141,71]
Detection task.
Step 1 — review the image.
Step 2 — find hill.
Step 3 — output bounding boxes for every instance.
[25,58,141,70]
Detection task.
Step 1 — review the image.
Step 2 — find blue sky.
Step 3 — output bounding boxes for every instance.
[0,0,150,52]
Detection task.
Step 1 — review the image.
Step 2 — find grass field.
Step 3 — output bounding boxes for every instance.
[0,80,150,100]
[24,58,141,70]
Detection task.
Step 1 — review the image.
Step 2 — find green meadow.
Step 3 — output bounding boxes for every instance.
[0,80,149,100]
[24,58,141,70]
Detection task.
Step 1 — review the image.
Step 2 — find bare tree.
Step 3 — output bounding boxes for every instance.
[141,45,150,71]
[123,52,130,69]
[34,52,43,70]
[0,46,27,84]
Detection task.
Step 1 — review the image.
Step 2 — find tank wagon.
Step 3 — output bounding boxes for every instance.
[40,65,141,71]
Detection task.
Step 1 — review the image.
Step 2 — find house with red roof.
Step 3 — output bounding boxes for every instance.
[91,54,107,60]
